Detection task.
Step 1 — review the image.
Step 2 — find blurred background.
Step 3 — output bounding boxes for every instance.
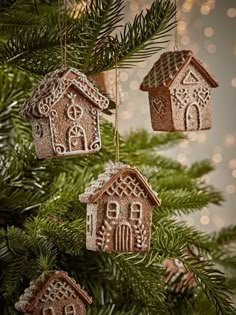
[116,0,236,232]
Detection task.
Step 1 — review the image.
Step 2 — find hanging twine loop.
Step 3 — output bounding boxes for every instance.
[107,38,120,162]
[174,0,180,51]
[114,56,120,162]
[58,0,68,67]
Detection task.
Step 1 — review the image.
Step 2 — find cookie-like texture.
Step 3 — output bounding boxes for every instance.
[15,271,92,315]
[79,162,161,253]
[140,50,219,132]
[21,68,109,159]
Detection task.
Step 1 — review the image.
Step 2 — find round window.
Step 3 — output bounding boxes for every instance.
[67,105,82,121]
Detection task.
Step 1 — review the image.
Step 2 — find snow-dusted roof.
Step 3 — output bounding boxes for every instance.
[140,50,218,90]
[15,271,92,312]
[21,68,109,119]
[79,162,160,206]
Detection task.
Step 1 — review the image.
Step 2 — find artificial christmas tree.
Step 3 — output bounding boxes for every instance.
[0,1,235,315]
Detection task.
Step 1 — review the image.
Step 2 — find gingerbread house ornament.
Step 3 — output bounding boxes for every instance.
[140,50,219,131]
[79,162,161,253]
[21,68,109,159]
[15,271,92,315]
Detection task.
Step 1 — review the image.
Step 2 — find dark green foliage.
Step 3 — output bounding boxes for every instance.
[0,1,235,314]
[0,0,176,74]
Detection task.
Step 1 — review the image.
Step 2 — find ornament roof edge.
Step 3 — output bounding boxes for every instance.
[140,50,219,90]
[21,67,109,119]
[15,271,92,312]
[79,162,161,207]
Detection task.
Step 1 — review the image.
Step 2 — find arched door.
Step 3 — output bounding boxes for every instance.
[68,125,87,152]
[115,224,132,251]
[185,103,201,131]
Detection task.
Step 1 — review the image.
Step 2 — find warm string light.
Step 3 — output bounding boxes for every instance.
[58,0,67,68]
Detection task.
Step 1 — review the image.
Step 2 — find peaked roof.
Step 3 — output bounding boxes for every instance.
[79,162,161,206]
[15,271,92,312]
[21,68,109,119]
[140,50,219,90]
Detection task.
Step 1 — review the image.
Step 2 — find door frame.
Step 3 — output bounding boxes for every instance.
[68,125,87,152]
[185,103,201,130]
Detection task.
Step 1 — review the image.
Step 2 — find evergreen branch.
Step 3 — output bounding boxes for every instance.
[125,129,185,151]
[184,257,236,314]
[108,252,168,312]
[0,67,35,151]
[187,160,215,179]
[24,217,85,255]
[90,0,176,72]
[167,289,217,315]
[212,225,236,248]
[0,0,175,74]
[159,188,223,215]
[152,217,212,252]
[81,0,124,73]
[210,226,236,271]
[149,159,216,190]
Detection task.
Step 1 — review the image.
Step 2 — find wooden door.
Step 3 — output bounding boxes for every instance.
[115,224,132,251]
[185,103,201,130]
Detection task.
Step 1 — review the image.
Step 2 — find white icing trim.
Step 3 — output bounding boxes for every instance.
[182,70,199,85]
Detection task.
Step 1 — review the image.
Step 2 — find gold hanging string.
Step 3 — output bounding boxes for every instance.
[174,0,180,51]
[58,0,68,67]
[58,0,64,67]
[114,55,120,162]
[63,0,68,67]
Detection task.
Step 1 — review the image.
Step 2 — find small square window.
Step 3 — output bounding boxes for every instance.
[43,307,55,315]
[106,201,119,219]
[130,202,142,221]
[64,304,76,315]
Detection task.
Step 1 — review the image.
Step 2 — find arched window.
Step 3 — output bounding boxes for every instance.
[42,307,55,315]
[130,202,142,221]
[64,304,76,315]
[106,201,119,219]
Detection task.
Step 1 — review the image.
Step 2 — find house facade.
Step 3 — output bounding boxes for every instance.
[140,50,219,131]
[15,271,92,315]
[21,68,109,159]
[80,163,161,253]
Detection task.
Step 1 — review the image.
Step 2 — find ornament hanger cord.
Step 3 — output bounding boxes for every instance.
[174,0,180,51]
[114,56,120,162]
[58,0,68,67]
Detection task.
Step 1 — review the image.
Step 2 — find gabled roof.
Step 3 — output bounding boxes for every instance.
[140,50,218,90]
[15,271,92,313]
[79,162,160,206]
[21,68,109,119]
